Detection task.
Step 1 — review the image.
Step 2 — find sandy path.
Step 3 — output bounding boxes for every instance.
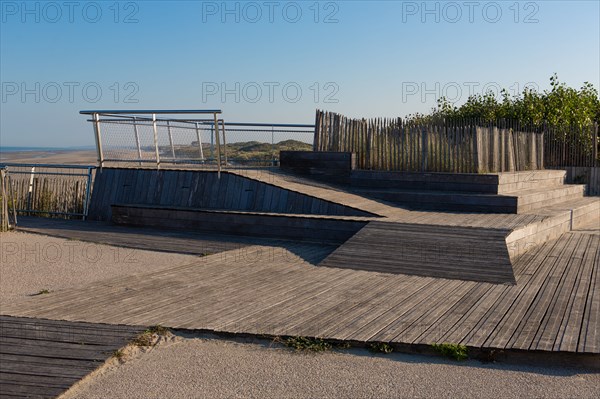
[61,336,599,399]
[0,231,201,307]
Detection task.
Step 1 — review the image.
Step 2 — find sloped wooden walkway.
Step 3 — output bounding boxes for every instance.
[319,221,515,284]
[0,316,143,398]
[3,229,598,355]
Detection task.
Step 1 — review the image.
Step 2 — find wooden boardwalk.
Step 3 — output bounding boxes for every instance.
[3,228,598,355]
[0,316,142,398]
[319,222,515,284]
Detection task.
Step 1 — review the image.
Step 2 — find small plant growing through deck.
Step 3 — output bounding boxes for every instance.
[112,349,125,360]
[31,289,51,296]
[132,331,154,347]
[132,325,170,347]
[147,324,170,336]
[431,343,468,361]
[368,342,394,354]
[279,336,333,352]
[335,341,352,350]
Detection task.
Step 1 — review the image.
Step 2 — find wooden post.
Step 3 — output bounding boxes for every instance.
[474,127,482,173]
[529,130,536,170]
[421,128,428,172]
[491,127,499,173]
[313,110,321,151]
[1,169,7,232]
[593,122,598,167]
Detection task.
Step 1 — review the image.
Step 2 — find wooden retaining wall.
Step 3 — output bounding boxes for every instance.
[280,151,355,179]
[112,204,367,244]
[558,166,600,196]
[87,168,372,221]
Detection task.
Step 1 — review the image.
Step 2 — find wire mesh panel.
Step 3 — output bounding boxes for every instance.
[220,125,314,167]
[82,111,315,169]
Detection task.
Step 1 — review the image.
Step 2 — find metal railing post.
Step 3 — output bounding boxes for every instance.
[220,120,228,166]
[195,122,205,162]
[167,120,176,160]
[152,113,161,169]
[92,113,104,168]
[210,126,215,160]
[83,166,93,220]
[213,112,222,177]
[133,116,143,166]
[272,125,275,166]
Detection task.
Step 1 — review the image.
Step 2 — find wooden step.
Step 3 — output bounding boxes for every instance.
[350,188,518,213]
[349,170,500,193]
[111,204,368,244]
[506,196,600,260]
[497,170,567,193]
[513,185,586,213]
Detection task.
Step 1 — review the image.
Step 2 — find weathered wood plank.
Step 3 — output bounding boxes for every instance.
[0,316,143,399]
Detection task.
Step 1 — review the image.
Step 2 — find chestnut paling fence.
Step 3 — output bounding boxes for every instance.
[0,164,96,220]
[314,110,599,173]
[0,168,17,231]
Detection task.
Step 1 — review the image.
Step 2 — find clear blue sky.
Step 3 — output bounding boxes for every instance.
[1,0,599,147]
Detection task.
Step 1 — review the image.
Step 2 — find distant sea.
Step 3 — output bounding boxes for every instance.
[0,146,95,152]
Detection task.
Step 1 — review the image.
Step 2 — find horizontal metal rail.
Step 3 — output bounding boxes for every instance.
[81,109,315,170]
[81,109,225,172]
[0,163,95,169]
[80,109,222,115]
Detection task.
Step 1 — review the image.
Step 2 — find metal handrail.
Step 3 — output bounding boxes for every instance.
[81,109,224,174]
[81,109,315,170]
[0,163,95,169]
[80,110,222,115]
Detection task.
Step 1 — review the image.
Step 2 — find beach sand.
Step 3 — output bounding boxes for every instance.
[0,231,201,307]
[0,149,97,165]
[61,335,599,399]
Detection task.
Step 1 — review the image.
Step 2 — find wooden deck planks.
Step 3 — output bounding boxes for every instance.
[3,220,598,356]
[319,221,515,283]
[0,316,143,399]
[553,234,598,351]
[578,235,600,353]
[531,233,592,351]
[503,233,580,350]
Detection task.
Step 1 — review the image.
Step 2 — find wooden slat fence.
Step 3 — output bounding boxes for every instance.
[2,165,95,219]
[544,123,599,168]
[314,110,547,173]
[0,168,17,231]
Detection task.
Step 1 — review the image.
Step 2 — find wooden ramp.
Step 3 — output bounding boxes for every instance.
[0,316,143,399]
[319,222,515,284]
